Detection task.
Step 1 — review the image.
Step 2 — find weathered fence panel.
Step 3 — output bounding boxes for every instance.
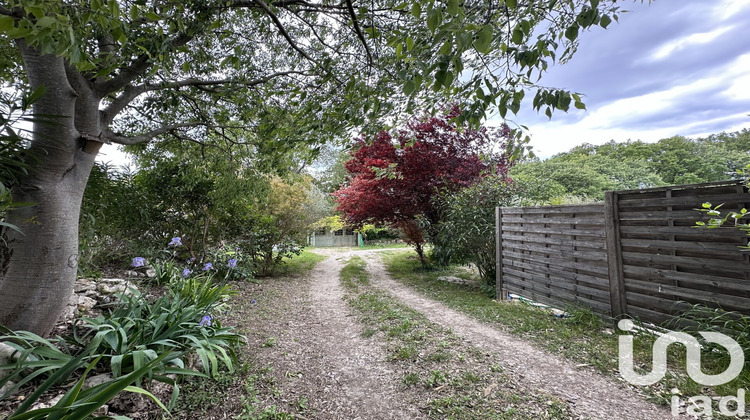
[497,180,750,324]
[615,181,750,324]
[498,204,612,316]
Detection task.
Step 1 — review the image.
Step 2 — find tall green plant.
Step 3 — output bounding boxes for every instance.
[431,176,520,294]
[666,304,750,394]
[0,329,174,418]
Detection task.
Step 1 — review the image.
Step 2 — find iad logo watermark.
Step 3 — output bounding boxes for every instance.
[617,319,746,417]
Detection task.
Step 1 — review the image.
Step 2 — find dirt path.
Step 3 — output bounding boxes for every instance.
[357,250,680,420]
[260,249,425,419]
[237,247,684,420]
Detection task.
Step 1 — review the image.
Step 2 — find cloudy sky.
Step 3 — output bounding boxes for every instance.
[505,0,750,158]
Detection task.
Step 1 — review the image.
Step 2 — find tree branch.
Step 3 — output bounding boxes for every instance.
[345,0,373,65]
[230,0,347,11]
[100,71,309,127]
[154,71,310,90]
[94,33,193,97]
[0,5,17,16]
[99,84,149,127]
[250,0,318,64]
[103,122,205,145]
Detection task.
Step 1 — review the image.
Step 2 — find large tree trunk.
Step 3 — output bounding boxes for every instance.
[0,44,98,336]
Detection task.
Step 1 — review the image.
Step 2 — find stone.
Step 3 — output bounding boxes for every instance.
[108,388,150,413]
[76,295,97,313]
[62,296,77,321]
[0,342,19,365]
[30,393,63,410]
[124,270,140,277]
[62,293,99,321]
[0,380,16,397]
[145,268,156,278]
[83,373,113,390]
[97,279,138,296]
[187,352,206,373]
[74,278,97,293]
[437,275,470,285]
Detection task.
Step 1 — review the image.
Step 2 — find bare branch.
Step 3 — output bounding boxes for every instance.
[94,33,193,96]
[99,84,149,127]
[345,0,373,65]
[154,71,310,90]
[103,122,204,145]
[250,0,318,64]
[271,0,344,8]
[100,71,310,127]
[230,0,347,11]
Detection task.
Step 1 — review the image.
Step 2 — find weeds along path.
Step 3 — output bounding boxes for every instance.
[280,248,425,419]
[358,251,681,420]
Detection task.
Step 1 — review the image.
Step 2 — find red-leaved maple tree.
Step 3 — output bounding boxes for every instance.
[333,107,513,261]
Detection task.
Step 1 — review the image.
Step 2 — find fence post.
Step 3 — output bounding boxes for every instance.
[604,191,627,319]
[495,206,505,300]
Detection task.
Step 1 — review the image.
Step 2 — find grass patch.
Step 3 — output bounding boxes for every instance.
[340,256,369,291]
[382,250,750,412]
[341,265,576,419]
[271,250,326,277]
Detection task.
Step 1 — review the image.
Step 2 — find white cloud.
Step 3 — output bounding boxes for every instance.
[713,0,750,20]
[721,53,750,101]
[646,27,732,62]
[520,109,750,158]
[522,76,727,155]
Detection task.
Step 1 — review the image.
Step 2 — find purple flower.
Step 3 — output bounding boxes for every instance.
[169,237,183,246]
[187,257,195,264]
[227,258,237,268]
[199,315,212,327]
[203,262,213,271]
[131,257,146,268]
[251,299,256,304]
[182,268,191,277]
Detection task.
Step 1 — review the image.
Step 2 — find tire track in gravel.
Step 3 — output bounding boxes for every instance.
[359,251,684,420]
[299,249,426,419]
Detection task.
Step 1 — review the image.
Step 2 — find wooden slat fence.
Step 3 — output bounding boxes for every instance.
[498,204,611,315]
[496,180,750,324]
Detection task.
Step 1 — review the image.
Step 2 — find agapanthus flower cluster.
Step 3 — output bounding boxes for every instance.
[131,257,146,267]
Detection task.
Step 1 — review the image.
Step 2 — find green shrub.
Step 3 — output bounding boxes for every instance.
[431,176,520,293]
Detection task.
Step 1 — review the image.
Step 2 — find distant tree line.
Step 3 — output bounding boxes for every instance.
[510,130,750,204]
